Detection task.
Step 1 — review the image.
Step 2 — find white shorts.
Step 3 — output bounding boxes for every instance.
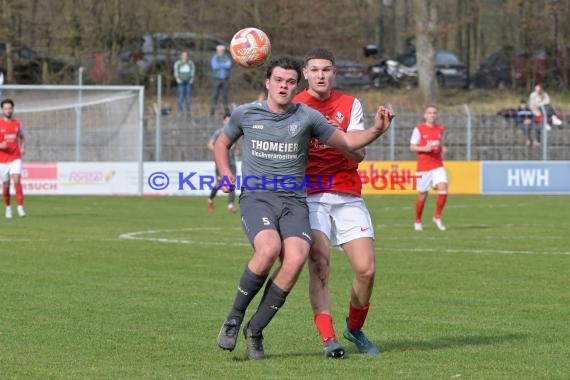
[0,159,22,182]
[416,166,448,192]
[307,192,374,247]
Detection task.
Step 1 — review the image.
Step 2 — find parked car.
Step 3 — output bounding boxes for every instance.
[470,52,512,89]
[368,56,418,88]
[0,41,75,84]
[471,49,570,90]
[513,49,570,89]
[369,50,469,89]
[117,32,228,85]
[333,59,371,89]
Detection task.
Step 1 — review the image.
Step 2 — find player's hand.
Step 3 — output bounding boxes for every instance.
[219,173,236,193]
[373,106,395,135]
[424,141,433,152]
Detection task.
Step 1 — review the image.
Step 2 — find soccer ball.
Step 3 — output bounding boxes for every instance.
[229,27,271,68]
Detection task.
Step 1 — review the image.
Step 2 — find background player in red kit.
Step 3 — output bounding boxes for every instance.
[294,48,380,358]
[0,99,26,218]
[409,105,448,231]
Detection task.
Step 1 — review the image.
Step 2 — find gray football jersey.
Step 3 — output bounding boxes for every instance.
[223,100,335,198]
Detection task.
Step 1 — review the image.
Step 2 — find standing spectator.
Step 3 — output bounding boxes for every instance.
[294,48,380,358]
[173,51,195,114]
[207,113,238,214]
[0,99,26,218]
[0,69,4,98]
[410,105,448,232]
[210,45,232,116]
[516,99,539,147]
[529,83,562,129]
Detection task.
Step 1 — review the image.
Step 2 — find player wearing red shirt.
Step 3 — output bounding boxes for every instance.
[409,105,448,231]
[0,99,26,218]
[293,48,381,358]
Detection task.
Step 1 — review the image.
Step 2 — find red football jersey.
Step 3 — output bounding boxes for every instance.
[294,89,364,196]
[410,122,445,172]
[0,118,24,163]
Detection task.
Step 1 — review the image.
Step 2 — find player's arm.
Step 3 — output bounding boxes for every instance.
[326,106,393,151]
[340,142,365,162]
[410,142,432,153]
[213,132,236,192]
[19,127,26,155]
[409,127,431,153]
[336,132,365,162]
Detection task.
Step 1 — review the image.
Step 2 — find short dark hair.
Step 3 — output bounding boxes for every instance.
[265,56,302,81]
[303,48,335,66]
[223,112,231,119]
[1,99,14,108]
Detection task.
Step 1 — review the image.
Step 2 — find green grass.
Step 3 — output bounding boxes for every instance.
[1,195,569,379]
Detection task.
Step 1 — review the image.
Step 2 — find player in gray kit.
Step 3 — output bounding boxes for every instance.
[215,56,394,360]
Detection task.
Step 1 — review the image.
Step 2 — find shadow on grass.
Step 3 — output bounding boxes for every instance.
[231,351,324,361]
[454,225,494,230]
[382,333,528,352]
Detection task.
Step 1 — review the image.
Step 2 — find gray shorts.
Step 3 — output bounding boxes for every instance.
[239,191,312,245]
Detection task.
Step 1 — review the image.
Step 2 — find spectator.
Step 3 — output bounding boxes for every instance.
[210,45,232,116]
[0,70,4,98]
[529,83,562,129]
[173,51,195,114]
[517,99,539,147]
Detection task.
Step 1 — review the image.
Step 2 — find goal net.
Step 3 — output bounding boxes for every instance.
[0,85,144,162]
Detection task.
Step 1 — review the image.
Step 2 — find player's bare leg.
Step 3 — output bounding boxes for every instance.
[433,182,448,231]
[414,191,428,231]
[342,237,380,355]
[11,174,25,217]
[308,230,345,358]
[3,181,12,219]
[208,178,220,213]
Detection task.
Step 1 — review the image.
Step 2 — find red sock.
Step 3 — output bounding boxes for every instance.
[15,183,24,206]
[314,313,336,344]
[3,185,10,206]
[415,198,426,223]
[347,303,370,331]
[434,193,447,219]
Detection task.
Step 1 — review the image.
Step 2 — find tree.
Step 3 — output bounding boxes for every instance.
[413,0,437,103]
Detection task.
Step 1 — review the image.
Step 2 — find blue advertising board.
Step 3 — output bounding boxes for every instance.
[482,161,570,194]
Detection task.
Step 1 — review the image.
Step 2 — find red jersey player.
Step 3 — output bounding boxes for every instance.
[294,48,383,358]
[0,99,26,218]
[409,105,448,231]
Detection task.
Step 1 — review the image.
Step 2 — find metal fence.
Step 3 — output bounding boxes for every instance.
[146,103,570,162]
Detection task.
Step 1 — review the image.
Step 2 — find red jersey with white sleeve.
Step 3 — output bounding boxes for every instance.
[0,118,24,163]
[410,122,445,172]
[294,89,365,196]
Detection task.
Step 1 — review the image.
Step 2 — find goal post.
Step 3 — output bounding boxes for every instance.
[0,84,145,195]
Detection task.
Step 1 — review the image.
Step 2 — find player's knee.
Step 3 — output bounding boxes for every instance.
[355,263,375,283]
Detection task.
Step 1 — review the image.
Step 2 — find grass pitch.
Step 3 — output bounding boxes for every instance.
[1,195,568,379]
